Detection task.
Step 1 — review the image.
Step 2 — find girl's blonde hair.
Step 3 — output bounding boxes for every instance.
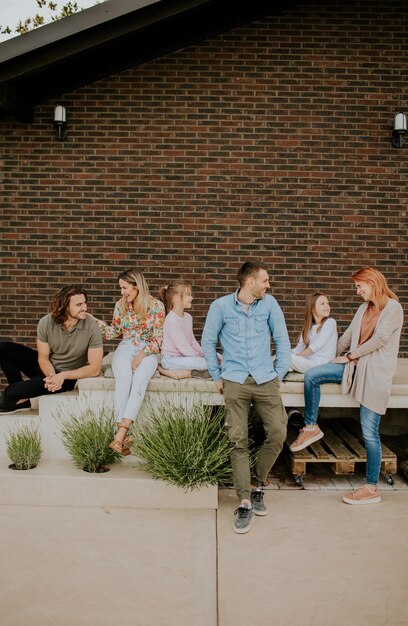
[159,281,191,313]
[352,267,398,310]
[118,269,151,319]
[301,292,330,346]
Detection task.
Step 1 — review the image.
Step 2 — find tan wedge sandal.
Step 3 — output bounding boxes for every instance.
[117,420,133,448]
[109,420,132,456]
[109,438,131,456]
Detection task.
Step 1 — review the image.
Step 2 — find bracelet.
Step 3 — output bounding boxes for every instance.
[345,352,353,361]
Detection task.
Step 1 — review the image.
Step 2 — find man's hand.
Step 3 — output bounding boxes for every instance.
[132,350,146,371]
[214,379,223,394]
[44,372,66,392]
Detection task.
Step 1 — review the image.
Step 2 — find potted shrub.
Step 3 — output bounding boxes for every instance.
[55,401,122,473]
[6,423,42,470]
[133,402,233,490]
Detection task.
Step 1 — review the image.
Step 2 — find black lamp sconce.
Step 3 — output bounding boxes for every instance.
[391,111,407,148]
[54,105,67,141]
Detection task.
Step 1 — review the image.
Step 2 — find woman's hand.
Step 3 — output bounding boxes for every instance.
[132,350,146,371]
[331,356,350,364]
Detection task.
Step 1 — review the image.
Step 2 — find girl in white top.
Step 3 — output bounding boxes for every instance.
[158,281,210,380]
[290,292,337,374]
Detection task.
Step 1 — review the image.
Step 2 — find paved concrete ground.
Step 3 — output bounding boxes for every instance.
[218,489,408,626]
[0,505,217,626]
[1,488,407,626]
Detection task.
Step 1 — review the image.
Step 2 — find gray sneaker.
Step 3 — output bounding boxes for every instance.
[233,505,254,534]
[251,489,268,516]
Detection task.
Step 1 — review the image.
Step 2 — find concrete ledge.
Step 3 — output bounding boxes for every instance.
[0,458,218,509]
[77,358,408,409]
[1,360,405,461]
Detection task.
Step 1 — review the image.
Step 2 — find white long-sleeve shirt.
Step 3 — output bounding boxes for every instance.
[291,317,338,366]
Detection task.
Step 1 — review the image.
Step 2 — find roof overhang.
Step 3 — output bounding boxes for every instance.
[0,0,300,122]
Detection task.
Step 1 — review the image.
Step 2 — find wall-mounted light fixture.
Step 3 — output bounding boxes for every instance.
[54,105,67,141]
[391,111,407,148]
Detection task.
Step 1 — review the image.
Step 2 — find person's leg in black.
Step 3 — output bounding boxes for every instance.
[0,341,41,383]
[1,376,77,412]
[0,341,51,411]
[0,341,44,410]
[0,342,77,412]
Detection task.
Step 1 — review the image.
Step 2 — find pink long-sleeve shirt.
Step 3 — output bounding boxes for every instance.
[161,310,204,358]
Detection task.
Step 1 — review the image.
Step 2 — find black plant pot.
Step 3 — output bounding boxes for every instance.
[82,465,110,473]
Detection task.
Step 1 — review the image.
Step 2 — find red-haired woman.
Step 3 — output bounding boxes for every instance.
[290,268,403,505]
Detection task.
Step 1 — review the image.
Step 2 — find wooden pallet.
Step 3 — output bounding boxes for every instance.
[286,419,397,479]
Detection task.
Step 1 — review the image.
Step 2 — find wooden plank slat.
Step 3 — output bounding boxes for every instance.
[321,429,354,459]
[331,422,367,459]
[334,418,396,458]
[309,440,330,459]
[286,419,397,480]
[380,441,397,458]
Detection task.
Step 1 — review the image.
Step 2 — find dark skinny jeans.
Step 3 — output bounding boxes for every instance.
[0,341,76,406]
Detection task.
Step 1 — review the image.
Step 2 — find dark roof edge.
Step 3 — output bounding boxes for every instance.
[0,0,161,63]
[0,0,301,122]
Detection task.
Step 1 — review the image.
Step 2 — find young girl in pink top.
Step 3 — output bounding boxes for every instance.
[158,281,210,380]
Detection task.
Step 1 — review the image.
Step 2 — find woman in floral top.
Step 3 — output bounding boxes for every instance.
[92,269,165,455]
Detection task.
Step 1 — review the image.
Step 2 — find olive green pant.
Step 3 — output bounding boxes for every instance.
[223,376,288,501]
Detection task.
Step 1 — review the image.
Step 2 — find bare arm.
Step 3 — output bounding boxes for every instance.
[43,347,103,392]
[37,340,56,377]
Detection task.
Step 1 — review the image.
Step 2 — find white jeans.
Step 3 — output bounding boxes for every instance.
[290,353,327,374]
[112,339,158,423]
[161,354,208,370]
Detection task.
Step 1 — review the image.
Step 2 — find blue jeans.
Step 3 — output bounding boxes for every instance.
[112,339,158,423]
[304,363,382,485]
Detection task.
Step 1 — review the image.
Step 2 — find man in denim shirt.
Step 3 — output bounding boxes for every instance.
[202,261,291,534]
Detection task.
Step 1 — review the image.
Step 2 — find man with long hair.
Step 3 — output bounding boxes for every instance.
[0,285,103,413]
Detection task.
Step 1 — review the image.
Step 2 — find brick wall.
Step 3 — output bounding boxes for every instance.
[1,0,407,375]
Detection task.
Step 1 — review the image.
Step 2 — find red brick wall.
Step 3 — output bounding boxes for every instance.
[1,0,407,373]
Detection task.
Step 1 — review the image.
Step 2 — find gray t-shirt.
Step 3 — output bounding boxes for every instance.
[37,314,103,372]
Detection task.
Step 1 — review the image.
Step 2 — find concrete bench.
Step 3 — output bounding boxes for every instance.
[77,358,408,410]
[0,360,405,462]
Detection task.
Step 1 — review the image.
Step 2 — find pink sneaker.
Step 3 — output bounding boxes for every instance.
[343,485,381,505]
[290,426,324,452]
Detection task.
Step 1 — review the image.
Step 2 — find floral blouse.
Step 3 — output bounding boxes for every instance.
[96,297,165,356]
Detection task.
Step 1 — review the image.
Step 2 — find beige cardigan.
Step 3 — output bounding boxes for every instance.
[337,299,404,415]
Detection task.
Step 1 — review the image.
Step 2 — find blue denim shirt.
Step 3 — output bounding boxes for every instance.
[201,290,291,384]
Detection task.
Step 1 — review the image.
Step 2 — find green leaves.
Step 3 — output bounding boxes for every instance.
[1,1,96,37]
[6,424,42,470]
[133,403,233,490]
[56,403,122,472]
